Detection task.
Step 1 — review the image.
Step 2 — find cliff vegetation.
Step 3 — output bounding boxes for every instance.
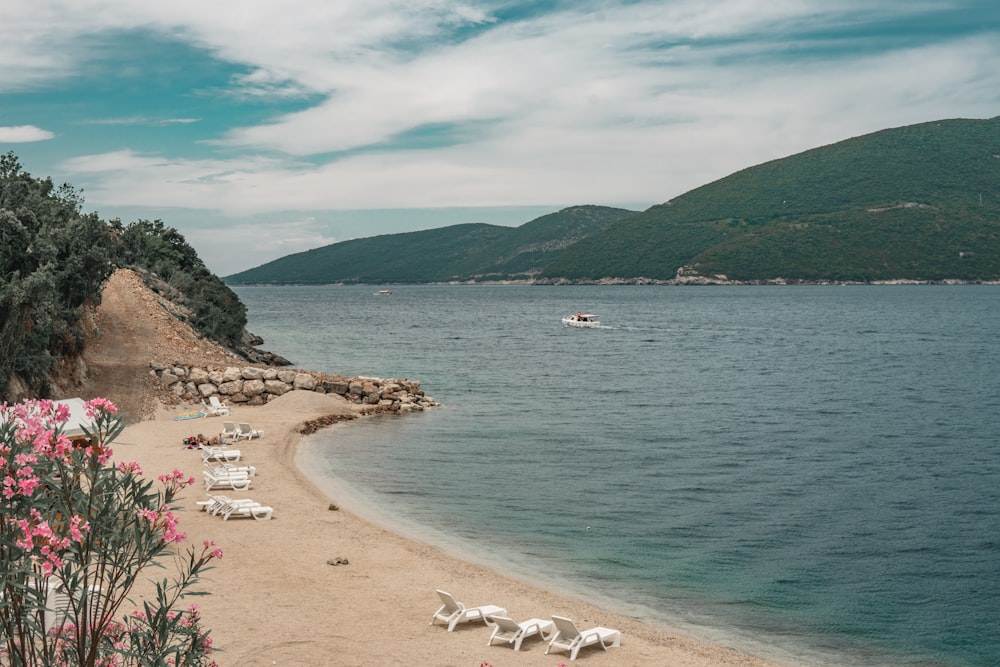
[0,152,248,400]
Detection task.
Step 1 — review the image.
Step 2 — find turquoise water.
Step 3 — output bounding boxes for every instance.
[234,285,1000,667]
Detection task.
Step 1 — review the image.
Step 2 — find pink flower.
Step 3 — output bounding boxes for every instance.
[84,397,119,418]
[52,401,70,423]
[69,515,89,542]
[16,475,39,496]
[118,460,143,475]
[158,469,194,488]
[202,539,224,559]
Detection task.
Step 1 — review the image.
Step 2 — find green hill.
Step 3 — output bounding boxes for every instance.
[224,205,636,284]
[542,116,1000,282]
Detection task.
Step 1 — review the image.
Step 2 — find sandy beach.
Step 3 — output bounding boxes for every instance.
[118,391,787,667]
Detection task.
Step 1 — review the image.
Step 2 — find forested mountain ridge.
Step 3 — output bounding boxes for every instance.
[544,116,1000,282]
[227,116,1000,285]
[223,205,637,284]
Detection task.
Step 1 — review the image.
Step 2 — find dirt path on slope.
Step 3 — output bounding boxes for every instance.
[77,269,245,423]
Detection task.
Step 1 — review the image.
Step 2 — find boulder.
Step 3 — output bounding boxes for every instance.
[217,380,243,395]
[264,380,291,396]
[242,379,266,397]
[188,367,210,385]
[324,380,350,394]
[293,373,317,391]
[242,366,265,380]
[222,366,243,383]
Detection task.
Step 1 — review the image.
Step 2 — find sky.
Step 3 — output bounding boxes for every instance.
[2,1,999,276]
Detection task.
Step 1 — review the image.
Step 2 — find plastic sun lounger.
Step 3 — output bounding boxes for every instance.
[42,582,102,632]
[220,503,273,521]
[199,444,242,463]
[545,615,621,661]
[429,589,506,632]
[235,423,263,440]
[486,615,555,651]
[198,495,272,520]
[202,469,252,491]
[199,495,258,515]
[201,396,230,416]
[204,461,256,476]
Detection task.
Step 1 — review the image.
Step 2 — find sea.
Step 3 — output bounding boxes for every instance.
[232,284,1000,667]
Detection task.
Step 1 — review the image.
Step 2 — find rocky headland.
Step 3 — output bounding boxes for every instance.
[67,268,436,421]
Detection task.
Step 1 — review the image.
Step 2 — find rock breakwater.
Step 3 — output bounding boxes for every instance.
[150,361,438,413]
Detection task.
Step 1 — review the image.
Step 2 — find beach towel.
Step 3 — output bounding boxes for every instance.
[174,410,205,421]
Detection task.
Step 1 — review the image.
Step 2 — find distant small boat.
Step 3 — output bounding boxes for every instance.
[562,313,600,328]
[376,290,393,296]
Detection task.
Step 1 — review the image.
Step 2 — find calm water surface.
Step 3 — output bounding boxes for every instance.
[234,285,1000,667]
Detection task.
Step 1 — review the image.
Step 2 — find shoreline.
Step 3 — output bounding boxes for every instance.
[122,391,789,666]
[294,434,819,667]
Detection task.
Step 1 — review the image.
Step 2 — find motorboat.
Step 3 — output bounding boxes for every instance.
[376,290,393,296]
[562,313,600,328]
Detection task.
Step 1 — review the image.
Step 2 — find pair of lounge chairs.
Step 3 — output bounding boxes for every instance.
[430,590,622,659]
[492,613,621,659]
[222,421,263,441]
[201,396,230,416]
[197,494,273,520]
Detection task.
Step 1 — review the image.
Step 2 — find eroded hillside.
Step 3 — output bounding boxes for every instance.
[66,269,246,422]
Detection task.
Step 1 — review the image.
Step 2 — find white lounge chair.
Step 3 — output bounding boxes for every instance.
[199,495,258,515]
[203,469,252,491]
[221,503,273,521]
[200,396,230,416]
[429,589,506,632]
[45,583,102,632]
[235,422,263,440]
[14,580,104,632]
[199,444,241,463]
[204,461,256,477]
[486,615,555,651]
[545,615,621,661]
[201,395,229,417]
[221,421,239,438]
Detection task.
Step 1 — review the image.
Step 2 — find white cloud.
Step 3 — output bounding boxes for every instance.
[6,1,1000,245]
[59,27,1000,216]
[0,125,55,142]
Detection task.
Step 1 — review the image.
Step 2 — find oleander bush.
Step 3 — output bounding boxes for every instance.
[0,398,221,666]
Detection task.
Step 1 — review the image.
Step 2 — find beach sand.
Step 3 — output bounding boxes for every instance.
[120,391,787,667]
